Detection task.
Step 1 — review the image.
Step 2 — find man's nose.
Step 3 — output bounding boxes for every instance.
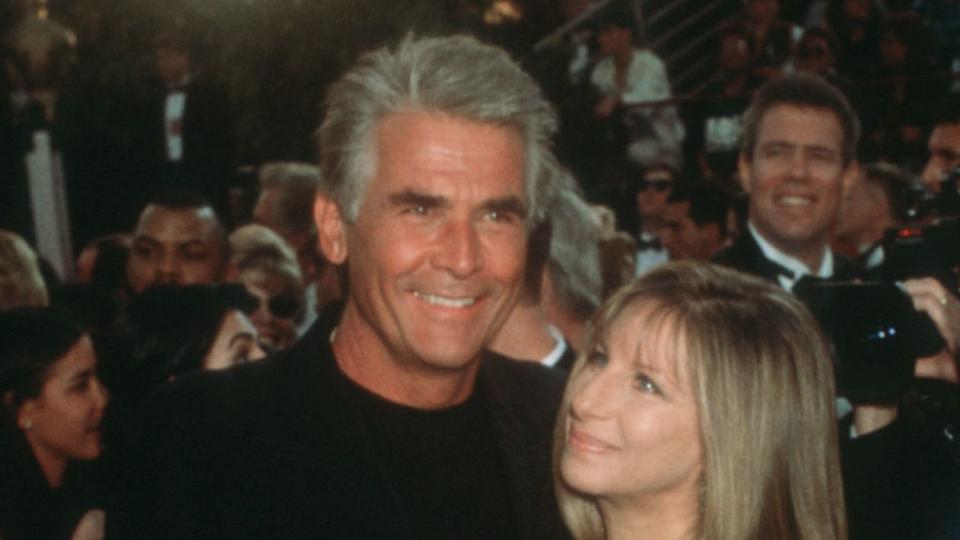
[431,219,483,278]
[155,252,181,283]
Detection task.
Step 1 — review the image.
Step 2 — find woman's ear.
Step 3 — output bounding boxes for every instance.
[314,194,348,265]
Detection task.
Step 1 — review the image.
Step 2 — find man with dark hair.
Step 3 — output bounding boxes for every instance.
[661,183,730,261]
[832,161,916,267]
[122,35,571,539]
[713,72,860,288]
[921,93,960,194]
[125,189,226,294]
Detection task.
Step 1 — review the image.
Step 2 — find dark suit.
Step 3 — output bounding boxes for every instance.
[131,77,234,216]
[712,228,861,283]
[118,321,571,539]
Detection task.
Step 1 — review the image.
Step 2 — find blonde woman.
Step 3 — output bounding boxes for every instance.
[554,261,845,540]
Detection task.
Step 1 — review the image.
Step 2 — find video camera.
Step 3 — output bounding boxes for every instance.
[794,170,960,405]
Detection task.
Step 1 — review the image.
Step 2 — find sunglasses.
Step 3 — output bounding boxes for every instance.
[637,179,673,192]
[248,293,301,320]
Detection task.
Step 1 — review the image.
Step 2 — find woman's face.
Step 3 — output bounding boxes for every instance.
[560,303,702,505]
[241,270,299,351]
[18,336,109,469]
[203,309,267,370]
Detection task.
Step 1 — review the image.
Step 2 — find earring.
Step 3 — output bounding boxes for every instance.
[22,419,32,430]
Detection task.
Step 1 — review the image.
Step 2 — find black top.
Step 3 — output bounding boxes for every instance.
[115,320,570,539]
[344,369,519,540]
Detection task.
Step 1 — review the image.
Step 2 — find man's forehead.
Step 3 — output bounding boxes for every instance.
[757,104,844,151]
[136,205,220,239]
[931,123,960,150]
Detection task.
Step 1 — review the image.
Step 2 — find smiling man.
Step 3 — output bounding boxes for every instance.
[124,35,570,540]
[713,72,861,289]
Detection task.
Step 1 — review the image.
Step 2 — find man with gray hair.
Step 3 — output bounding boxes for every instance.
[124,35,571,539]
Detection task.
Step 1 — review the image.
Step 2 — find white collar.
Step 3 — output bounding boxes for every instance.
[748,223,833,290]
[540,325,568,368]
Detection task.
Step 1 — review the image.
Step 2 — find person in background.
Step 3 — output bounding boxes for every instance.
[0,308,110,540]
[227,224,306,351]
[253,162,342,332]
[743,0,802,81]
[831,161,914,267]
[921,92,960,195]
[660,183,731,262]
[554,261,845,540]
[105,284,265,416]
[630,161,675,276]
[126,190,227,295]
[131,31,235,217]
[490,163,601,369]
[588,9,671,122]
[0,230,48,310]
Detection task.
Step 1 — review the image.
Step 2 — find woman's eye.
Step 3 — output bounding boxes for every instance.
[586,349,607,366]
[635,374,661,395]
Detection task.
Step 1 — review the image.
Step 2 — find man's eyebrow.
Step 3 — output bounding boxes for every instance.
[482,196,527,216]
[388,189,447,209]
[133,235,160,246]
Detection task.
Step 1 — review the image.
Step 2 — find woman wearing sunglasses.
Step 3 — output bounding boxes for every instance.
[554,261,845,539]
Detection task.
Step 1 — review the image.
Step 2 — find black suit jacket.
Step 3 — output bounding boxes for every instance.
[118,322,570,539]
[712,229,861,283]
[131,78,235,212]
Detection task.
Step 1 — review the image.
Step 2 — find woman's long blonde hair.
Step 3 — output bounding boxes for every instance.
[554,261,846,540]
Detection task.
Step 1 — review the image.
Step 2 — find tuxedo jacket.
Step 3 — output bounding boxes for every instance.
[118,322,571,540]
[712,230,861,283]
[132,78,235,211]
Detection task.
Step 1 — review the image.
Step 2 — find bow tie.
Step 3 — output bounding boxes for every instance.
[636,237,661,250]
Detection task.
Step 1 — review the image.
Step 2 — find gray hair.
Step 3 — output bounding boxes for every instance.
[546,170,602,319]
[318,34,559,223]
[257,162,324,234]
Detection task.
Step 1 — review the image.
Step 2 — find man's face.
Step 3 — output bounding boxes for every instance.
[155,47,189,85]
[661,201,706,261]
[597,25,632,56]
[635,168,675,223]
[796,35,835,76]
[323,112,528,374]
[127,205,225,294]
[922,123,960,194]
[739,104,854,258]
[719,34,751,74]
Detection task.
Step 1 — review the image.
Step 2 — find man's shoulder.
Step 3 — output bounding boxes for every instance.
[712,233,763,272]
[481,351,568,423]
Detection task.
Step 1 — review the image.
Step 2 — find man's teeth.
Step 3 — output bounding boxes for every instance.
[413,291,476,308]
[779,196,812,207]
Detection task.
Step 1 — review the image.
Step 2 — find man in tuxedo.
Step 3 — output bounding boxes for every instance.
[712,72,861,289]
[120,35,571,540]
[132,32,234,220]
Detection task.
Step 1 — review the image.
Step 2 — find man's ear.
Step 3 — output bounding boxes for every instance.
[9,391,35,431]
[737,152,753,194]
[314,194,348,265]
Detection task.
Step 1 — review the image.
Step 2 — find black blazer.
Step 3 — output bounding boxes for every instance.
[712,229,861,283]
[117,322,571,539]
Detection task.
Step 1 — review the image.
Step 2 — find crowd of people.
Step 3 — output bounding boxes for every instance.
[2,1,960,539]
